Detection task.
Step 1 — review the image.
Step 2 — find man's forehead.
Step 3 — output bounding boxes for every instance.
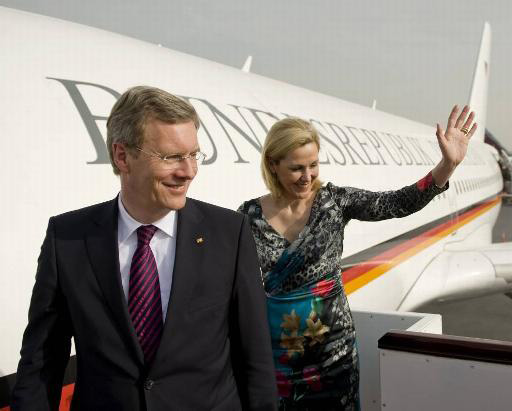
[144,118,196,133]
[143,119,198,147]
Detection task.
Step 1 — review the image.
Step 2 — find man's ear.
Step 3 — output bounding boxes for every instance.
[112,143,130,173]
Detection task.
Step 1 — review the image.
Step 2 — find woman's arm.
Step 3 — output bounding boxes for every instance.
[336,174,448,222]
[431,105,477,187]
[335,105,476,222]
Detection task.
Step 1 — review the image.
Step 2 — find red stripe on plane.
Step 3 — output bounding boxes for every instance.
[343,197,499,284]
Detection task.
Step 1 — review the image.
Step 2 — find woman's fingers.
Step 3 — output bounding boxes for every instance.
[436,123,447,146]
[461,111,475,131]
[436,123,444,139]
[466,122,478,139]
[455,105,470,128]
[447,105,459,129]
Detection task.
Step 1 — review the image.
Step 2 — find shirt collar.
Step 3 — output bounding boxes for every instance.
[117,194,177,243]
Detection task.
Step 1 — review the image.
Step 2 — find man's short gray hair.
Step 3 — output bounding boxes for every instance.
[106,85,200,175]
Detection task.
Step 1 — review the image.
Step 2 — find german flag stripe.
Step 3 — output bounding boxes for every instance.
[342,195,501,294]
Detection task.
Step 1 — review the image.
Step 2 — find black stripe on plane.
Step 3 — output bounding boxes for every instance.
[340,193,501,274]
[0,356,76,407]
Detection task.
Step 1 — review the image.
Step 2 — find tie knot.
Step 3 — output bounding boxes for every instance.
[136,225,158,245]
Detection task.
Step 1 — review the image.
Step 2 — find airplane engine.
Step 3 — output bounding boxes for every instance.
[399,243,512,310]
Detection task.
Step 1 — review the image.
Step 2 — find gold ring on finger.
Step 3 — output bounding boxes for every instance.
[461,127,469,135]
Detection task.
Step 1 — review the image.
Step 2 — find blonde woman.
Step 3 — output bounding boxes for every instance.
[238,106,476,410]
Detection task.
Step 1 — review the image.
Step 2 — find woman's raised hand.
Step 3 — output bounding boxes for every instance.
[436,105,477,167]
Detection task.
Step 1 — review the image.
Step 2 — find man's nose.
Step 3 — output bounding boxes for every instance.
[174,157,197,179]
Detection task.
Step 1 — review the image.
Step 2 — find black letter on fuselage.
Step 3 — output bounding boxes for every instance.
[48,78,120,164]
[191,98,262,163]
[243,107,280,135]
[326,123,360,165]
[310,119,346,165]
[179,96,218,165]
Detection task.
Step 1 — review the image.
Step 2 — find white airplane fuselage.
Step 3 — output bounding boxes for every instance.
[0,7,508,384]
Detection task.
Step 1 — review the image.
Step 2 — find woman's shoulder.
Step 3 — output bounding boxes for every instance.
[322,181,359,195]
[319,182,360,205]
[321,181,344,196]
[237,196,263,216]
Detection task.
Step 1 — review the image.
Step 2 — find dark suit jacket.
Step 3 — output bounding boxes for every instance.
[11,197,277,410]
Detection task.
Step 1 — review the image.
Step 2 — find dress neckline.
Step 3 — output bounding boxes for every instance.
[255,186,324,245]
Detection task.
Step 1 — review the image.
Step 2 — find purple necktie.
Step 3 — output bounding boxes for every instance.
[128,225,163,365]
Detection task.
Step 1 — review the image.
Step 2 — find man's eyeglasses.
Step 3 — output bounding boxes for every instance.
[134,147,206,169]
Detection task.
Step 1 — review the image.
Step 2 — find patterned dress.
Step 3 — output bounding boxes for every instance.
[237,172,447,411]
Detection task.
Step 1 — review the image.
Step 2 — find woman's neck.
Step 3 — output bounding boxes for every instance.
[274,190,316,213]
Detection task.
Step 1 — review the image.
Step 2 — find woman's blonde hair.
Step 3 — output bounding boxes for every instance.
[261,117,322,198]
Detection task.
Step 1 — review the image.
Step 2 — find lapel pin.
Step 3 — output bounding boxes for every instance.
[196,237,204,244]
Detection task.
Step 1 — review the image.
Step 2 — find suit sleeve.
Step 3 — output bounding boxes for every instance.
[11,218,72,411]
[230,215,277,411]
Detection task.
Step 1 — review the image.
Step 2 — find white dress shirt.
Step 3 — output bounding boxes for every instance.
[117,195,177,322]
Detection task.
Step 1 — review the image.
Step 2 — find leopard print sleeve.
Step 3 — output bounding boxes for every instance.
[236,202,247,214]
[329,171,448,222]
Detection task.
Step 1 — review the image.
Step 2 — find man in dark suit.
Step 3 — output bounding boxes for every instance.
[11,86,277,410]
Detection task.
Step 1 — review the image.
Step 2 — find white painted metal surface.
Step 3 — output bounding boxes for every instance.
[353,310,442,411]
[380,348,512,410]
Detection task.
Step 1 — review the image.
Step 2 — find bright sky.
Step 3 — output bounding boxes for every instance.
[2,0,511,149]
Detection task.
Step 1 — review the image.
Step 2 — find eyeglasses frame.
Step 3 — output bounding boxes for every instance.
[134,146,206,168]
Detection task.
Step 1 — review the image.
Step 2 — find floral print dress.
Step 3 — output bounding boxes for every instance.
[237,173,447,411]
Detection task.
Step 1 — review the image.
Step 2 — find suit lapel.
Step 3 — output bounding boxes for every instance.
[152,198,205,369]
[85,198,144,365]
